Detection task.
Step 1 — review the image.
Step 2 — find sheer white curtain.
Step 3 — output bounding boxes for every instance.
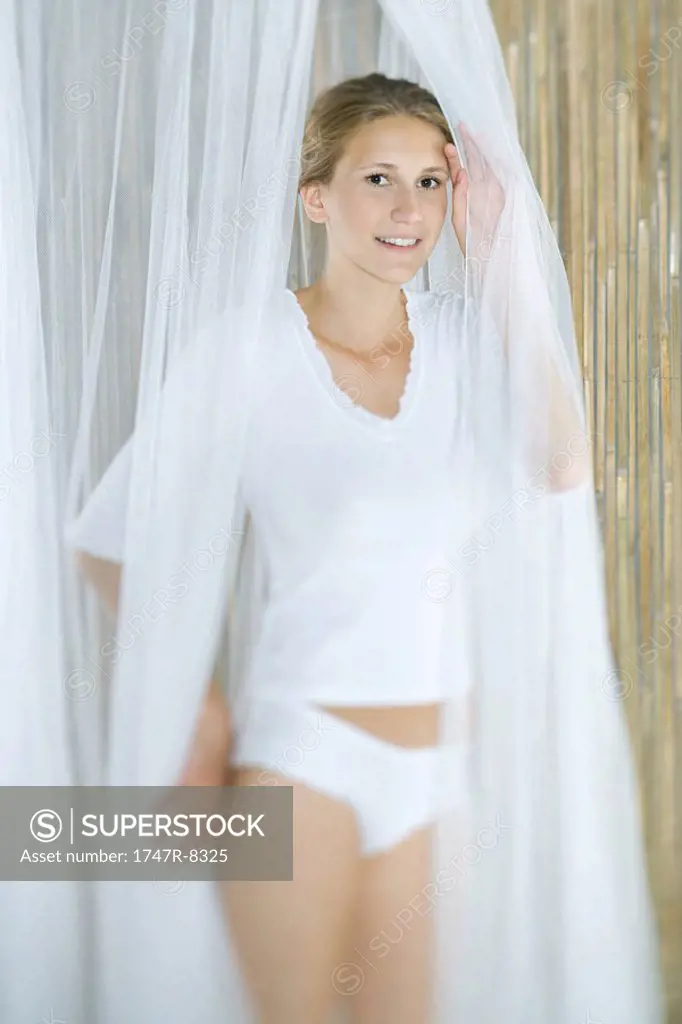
[2,1,663,1021]
[0,0,86,1018]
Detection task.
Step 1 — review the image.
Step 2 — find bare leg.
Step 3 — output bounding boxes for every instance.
[221,767,361,1024]
[346,824,435,1024]
[312,704,440,1022]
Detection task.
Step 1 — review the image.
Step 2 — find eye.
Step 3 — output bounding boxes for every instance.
[365,173,389,187]
[419,176,443,190]
[364,172,444,190]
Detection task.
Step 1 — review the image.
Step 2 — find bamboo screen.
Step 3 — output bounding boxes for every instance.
[487,0,682,1017]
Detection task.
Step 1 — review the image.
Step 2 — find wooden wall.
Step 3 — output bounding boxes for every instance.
[488,0,682,1017]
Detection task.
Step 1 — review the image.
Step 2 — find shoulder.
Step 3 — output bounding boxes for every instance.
[192,291,286,344]
[404,287,465,358]
[185,289,295,368]
[404,286,464,325]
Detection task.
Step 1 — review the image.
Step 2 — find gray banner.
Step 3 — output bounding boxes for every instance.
[1,786,292,880]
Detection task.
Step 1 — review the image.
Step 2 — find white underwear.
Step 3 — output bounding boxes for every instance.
[231,698,467,857]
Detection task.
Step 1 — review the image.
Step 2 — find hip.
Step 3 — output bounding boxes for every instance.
[316,702,441,747]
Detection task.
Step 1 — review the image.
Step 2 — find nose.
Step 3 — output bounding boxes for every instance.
[390,187,423,226]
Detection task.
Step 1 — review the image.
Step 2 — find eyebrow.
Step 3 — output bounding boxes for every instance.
[358,162,449,174]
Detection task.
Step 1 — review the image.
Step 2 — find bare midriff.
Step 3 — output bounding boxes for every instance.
[318,702,441,747]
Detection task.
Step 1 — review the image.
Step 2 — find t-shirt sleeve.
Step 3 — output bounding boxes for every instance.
[63,296,273,565]
[64,433,133,563]
[63,309,225,564]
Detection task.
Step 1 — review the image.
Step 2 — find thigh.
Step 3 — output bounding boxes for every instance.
[346,824,436,1024]
[220,766,361,1024]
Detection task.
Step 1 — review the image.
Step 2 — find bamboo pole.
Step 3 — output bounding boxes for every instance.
[489,0,682,1014]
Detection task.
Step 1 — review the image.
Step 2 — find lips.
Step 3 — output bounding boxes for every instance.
[375,237,422,250]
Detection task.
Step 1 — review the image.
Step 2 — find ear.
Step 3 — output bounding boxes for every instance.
[299,182,328,225]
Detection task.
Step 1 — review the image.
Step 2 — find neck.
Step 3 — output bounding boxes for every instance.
[303,261,409,355]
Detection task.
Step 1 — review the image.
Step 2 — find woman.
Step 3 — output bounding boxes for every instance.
[71,72,647,1024]
[78,75,475,1024]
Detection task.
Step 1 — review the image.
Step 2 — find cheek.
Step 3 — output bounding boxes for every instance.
[335,188,386,237]
[428,191,449,226]
[420,203,447,245]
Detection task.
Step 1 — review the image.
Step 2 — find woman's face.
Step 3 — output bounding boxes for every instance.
[303,114,450,285]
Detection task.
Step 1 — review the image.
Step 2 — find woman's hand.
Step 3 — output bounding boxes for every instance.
[444,123,505,261]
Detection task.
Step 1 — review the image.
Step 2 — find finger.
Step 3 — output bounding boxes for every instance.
[457,123,487,183]
[464,137,486,183]
[444,142,462,178]
[453,168,468,193]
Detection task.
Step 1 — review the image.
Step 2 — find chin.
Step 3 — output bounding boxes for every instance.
[366,259,425,286]
[348,247,429,287]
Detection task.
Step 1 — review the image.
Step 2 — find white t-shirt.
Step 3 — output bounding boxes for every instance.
[68,287,468,705]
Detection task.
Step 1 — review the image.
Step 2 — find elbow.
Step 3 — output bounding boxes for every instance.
[544,412,594,494]
[544,451,593,494]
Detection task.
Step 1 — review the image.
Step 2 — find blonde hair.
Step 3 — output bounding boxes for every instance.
[298,72,454,191]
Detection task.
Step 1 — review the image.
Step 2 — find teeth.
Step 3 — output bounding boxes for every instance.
[378,237,419,247]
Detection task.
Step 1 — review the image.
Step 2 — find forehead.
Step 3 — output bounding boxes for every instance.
[340,114,447,165]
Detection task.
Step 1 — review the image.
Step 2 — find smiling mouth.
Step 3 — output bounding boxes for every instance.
[375,237,422,250]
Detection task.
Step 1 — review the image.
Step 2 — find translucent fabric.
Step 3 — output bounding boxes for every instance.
[3,0,664,1021]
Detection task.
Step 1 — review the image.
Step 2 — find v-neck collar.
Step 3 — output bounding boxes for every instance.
[284,287,424,437]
